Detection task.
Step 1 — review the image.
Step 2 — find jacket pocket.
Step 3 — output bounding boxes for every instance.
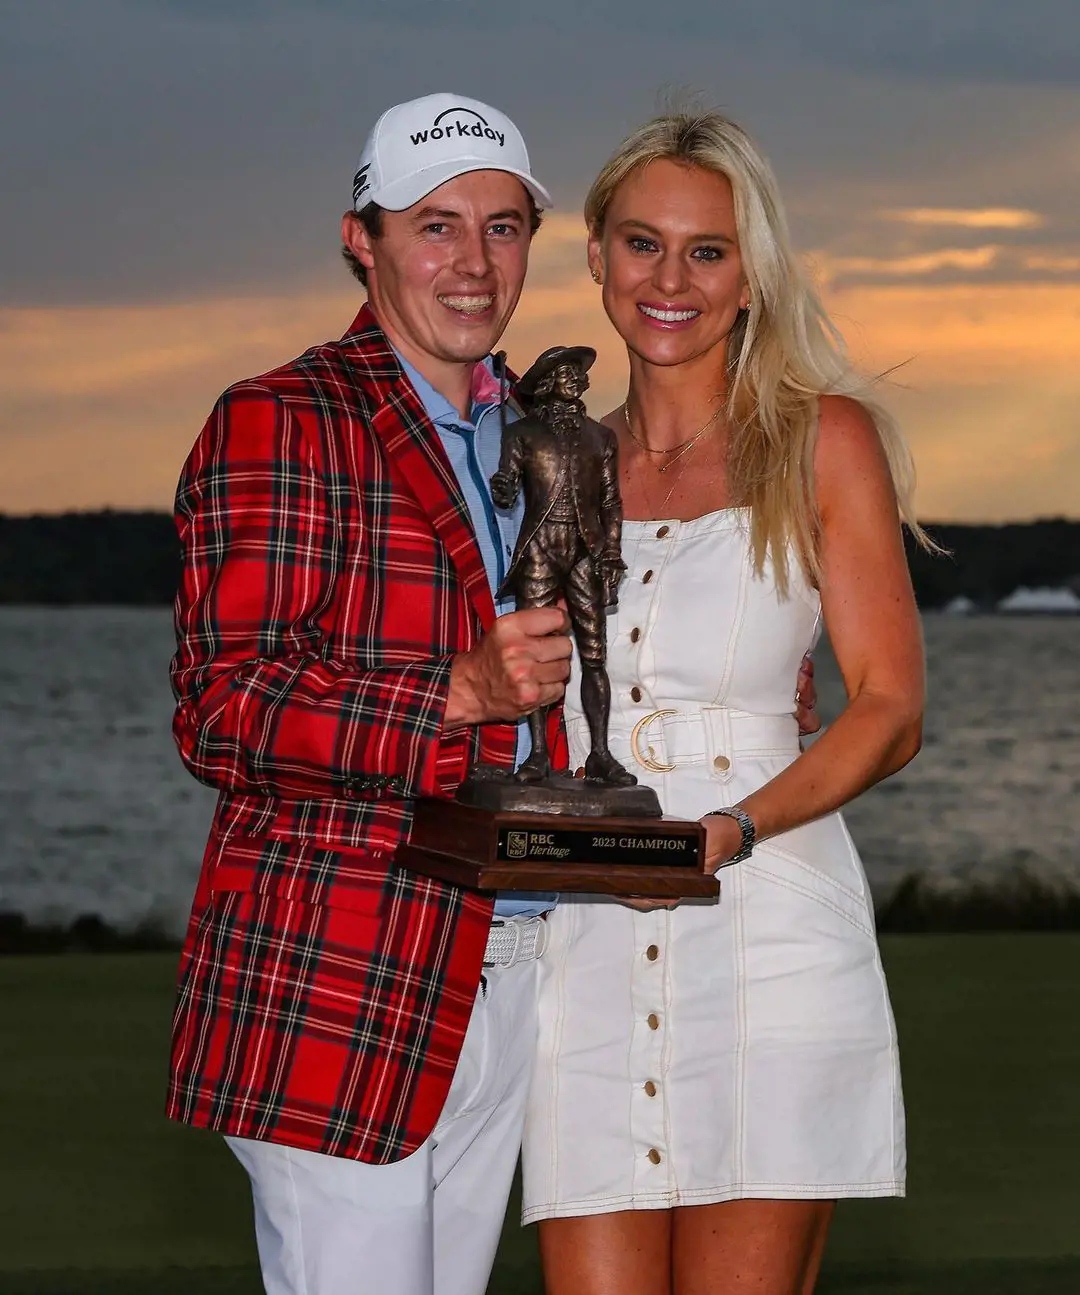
[209,837,389,918]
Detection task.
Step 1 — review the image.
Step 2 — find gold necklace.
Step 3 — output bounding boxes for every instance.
[623,399,724,474]
[641,441,701,521]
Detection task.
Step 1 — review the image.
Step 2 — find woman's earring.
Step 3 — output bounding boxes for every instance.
[591,267,602,284]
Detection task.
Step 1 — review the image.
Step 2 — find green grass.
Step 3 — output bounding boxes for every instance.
[3,1259,1080,1295]
[1,935,1078,1292]
[829,935,1080,1267]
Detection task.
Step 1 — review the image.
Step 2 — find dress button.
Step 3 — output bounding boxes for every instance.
[647,1148,662,1164]
[713,754,731,772]
[630,627,641,643]
[643,569,654,584]
[644,1080,658,1097]
[656,525,670,538]
[647,1012,660,1030]
[646,944,659,961]
[631,686,643,703]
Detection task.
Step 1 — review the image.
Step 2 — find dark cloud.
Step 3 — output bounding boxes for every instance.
[750,0,1080,84]
[2,0,1079,307]
[144,0,1080,84]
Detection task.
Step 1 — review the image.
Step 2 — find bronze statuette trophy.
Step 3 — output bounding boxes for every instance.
[398,346,716,897]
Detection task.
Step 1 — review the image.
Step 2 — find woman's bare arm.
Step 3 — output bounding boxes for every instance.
[704,394,925,870]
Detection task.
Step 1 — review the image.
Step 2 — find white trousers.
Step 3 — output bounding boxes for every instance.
[227,957,538,1295]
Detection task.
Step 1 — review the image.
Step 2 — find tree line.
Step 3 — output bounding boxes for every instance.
[0,510,1078,608]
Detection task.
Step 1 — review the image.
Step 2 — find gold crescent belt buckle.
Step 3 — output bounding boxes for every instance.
[629,709,678,772]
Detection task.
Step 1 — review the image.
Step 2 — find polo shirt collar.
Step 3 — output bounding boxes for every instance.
[391,347,501,429]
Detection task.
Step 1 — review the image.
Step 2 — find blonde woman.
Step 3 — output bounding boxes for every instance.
[522,111,928,1295]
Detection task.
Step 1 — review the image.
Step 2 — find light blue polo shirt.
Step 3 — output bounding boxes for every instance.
[393,347,557,919]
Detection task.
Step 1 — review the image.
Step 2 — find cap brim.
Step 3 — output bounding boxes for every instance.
[372,160,553,212]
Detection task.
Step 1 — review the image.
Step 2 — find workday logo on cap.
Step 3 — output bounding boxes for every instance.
[408,104,507,149]
[352,92,552,214]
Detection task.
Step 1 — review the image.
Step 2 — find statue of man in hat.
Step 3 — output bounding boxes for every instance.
[491,345,636,786]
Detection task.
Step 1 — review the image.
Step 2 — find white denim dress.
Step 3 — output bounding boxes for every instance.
[522,509,905,1222]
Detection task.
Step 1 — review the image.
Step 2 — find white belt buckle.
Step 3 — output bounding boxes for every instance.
[484,916,544,968]
[483,919,504,968]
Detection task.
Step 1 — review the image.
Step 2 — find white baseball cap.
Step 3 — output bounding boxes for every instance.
[352,92,553,213]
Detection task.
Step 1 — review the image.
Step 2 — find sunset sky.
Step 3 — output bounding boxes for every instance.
[3,0,1079,521]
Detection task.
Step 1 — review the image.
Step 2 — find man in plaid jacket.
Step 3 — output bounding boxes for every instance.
[167,93,569,1295]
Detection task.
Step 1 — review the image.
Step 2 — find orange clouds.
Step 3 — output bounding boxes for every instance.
[1,293,359,513]
[812,246,1003,286]
[2,215,1079,522]
[828,282,1080,380]
[880,207,1044,230]
[821,282,1080,519]
[1025,254,1080,273]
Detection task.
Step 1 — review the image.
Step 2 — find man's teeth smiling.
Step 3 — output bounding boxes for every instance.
[638,305,700,322]
[439,294,495,315]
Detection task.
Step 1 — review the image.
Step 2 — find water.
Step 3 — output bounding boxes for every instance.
[0,608,1077,935]
[812,615,1080,893]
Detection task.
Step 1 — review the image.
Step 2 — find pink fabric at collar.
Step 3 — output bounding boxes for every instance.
[471,361,502,408]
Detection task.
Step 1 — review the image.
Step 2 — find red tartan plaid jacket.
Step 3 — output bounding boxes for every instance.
[166,304,566,1164]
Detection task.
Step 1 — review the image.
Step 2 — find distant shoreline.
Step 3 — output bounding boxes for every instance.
[2,510,1079,610]
[4,870,1080,953]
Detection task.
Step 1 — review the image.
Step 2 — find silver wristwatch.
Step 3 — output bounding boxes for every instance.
[706,806,757,865]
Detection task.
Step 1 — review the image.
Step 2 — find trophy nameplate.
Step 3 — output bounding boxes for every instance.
[397,792,718,899]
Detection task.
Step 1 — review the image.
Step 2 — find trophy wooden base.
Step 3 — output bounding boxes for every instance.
[397,797,718,899]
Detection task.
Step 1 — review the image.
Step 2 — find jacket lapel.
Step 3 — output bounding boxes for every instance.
[341,307,497,631]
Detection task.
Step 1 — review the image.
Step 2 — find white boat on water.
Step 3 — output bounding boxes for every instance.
[942,595,978,616]
[996,586,1080,615]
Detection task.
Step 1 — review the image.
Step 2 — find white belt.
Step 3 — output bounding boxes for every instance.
[483,916,547,968]
[567,706,799,785]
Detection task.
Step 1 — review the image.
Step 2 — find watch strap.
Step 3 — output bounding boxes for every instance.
[705,806,757,865]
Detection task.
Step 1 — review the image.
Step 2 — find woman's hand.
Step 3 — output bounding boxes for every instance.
[702,812,744,875]
[794,653,821,737]
[618,816,744,902]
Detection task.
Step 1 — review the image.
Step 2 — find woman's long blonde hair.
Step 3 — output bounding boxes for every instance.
[585,109,932,593]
